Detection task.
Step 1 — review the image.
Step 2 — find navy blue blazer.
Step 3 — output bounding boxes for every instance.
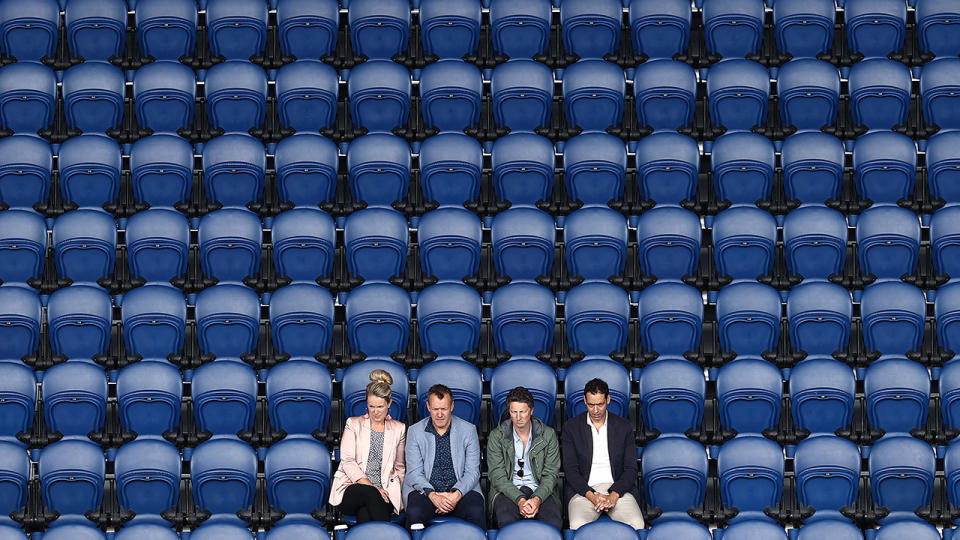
[560,411,640,504]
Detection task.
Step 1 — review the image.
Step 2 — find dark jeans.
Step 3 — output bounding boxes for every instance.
[339,483,394,523]
[405,489,486,529]
[493,486,563,531]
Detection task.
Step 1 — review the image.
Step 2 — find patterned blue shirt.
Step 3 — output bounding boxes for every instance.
[426,421,457,492]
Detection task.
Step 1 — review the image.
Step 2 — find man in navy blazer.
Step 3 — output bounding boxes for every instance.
[561,377,644,530]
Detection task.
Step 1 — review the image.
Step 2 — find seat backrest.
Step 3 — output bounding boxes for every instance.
[790,357,856,435]
[780,131,845,204]
[194,283,261,359]
[129,134,194,208]
[564,283,630,358]
[490,132,555,206]
[722,521,788,540]
[864,356,930,435]
[706,59,770,131]
[936,281,960,355]
[629,0,692,60]
[845,0,907,58]
[776,58,840,131]
[0,441,31,517]
[562,132,628,207]
[275,60,339,132]
[563,205,628,281]
[712,205,777,280]
[856,204,921,280]
[197,207,263,283]
[559,0,622,59]
[573,519,641,540]
[490,0,552,58]
[638,281,704,356]
[134,0,198,61]
[491,207,556,282]
[190,523,257,540]
[794,435,860,514]
[0,134,52,209]
[639,357,706,435]
[786,281,852,356]
[0,287,42,361]
[641,435,708,518]
[345,522,411,540]
[38,439,105,516]
[62,61,125,133]
[0,62,56,134]
[417,282,482,358]
[419,0,482,59]
[494,518,563,540]
[133,60,197,134]
[875,522,941,540]
[276,0,339,59]
[201,133,267,209]
[716,357,783,434]
[0,0,60,61]
[635,204,701,282]
[490,282,556,357]
[192,360,258,435]
[274,134,339,208]
[64,0,127,60]
[772,0,836,58]
[860,281,926,357]
[125,209,190,284]
[561,59,626,133]
[266,358,332,435]
[344,207,409,283]
[203,60,268,133]
[917,0,960,58]
[53,209,117,285]
[490,358,557,426]
[347,0,411,60]
[269,283,335,358]
[868,435,936,518]
[848,58,912,131]
[418,132,484,207]
[346,133,411,207]
[490,59,554,132]
[116,360,182,436]
[42,354,110,438]
[271,207,337,282]
[716,281,781,356]
[121,283,187,360]
[635,131,700,205]
[114,437,181,516]
[205,0,268,59]
[264,436,331,514]
[347,59,412,134]
[782,204,847,280]
[645,521,712,540]
[47,284,112,361]
[0,209,47,284]
[717,435,785,515]
[421,521,486,540]
[852,130,918,205]
[345,283,411,358]
[190,436,258,515]
[702,0,765,58]
[0,363,36,438]
[711,131,776,205]
[115,524,179,540]
[57,134,122,209]
[633,59,697,131]
[38,526,105,540]
[417,206,483,283]
[416,358,482,424]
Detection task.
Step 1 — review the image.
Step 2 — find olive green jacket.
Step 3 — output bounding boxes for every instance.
[485,416,561,512]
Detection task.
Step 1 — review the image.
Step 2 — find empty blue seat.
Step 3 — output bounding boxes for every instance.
[629,0,691,60]
[633,59,697,132]
[417,283,482,358]
[0,0,59,61]
[43,527,105,540]
[191,523,257,540]
[276,0,339,60]
[419,59,482,133]
[783,205,847,280]
[636,205,701,282]
[717,435,784,519]
[191,436,257,515]
[712,205,777,280]
[347,133,411,207]
[58,134,122,210]
[777,59,840,131]
[716,281,781,357]
[419,133,483,206]
[856,205,921,280]
[420,0,481,59]
[418,207,482,282]
[114,437,180,516]
[926,131,960,203]
[416,358,482,423]
[565,282,630,357]
[125,209,190,284]
[722,521,788,540]
[344,207,408,283]
[490,357,556,425]
[711,131,775,205]
[42,360,106,437]
[266,358,332,435]
[781,132,845,204]
[116,360,182,435]
[201,133,266,208]
[491,59,554,133]
[790,357,856,434]
[0,287,41,361]
[203,60,268,134]
[645,522,712,540]
[562,60,625,132]
[47,285,112,361]
[564,356,630,418]
[348,0,410,60]
[717,357,782,434]
[706,59,770,132]
[62,61,124,134]
[866,356,930,435]
[346,522,410,540]
[562,132,627,206]
[941,350,960,432]
[276,60,339,133]
[490,0,551,59]
[564,206,628,280]
[133,60,196,134]
[787,281,852,356]
[195,283,261,359]
[639,357,706,434]
[135,0,198,61]
[421,521,486,540]
[560,0,621,59]
[0,62,56,134]
[918,0,960,58]
[0,364,35,438]
[269,283,335,358]
[274,134,339,208]
[342,359,408,421]
[0,442,29,525]
[937,282,960,355]
[869,435,935,521]
[703,0,765,58]
[491,207,555,282]
[853,131,917,204]
[65,0,126,60]
[198,208,262,283]
[345,283,411,358]
[491,282,556,357]
[794,436,860,519]
[638,281,703,357]
[121,284,186,360]
[115,524,178,540]
[0,135,51,209]
[773,0,836,58]
[39,439,104,515]
[129,134,194,209]
[635,131,700,205]
[491,132,555,206]
[0,209,45,284]
[265,436,331,515]
[921,58,960,131]
[845,0,906,58]
[848,58,912,131]
[946,438,960,514]
[642,435,708,522]
[206,0,267,60]
[875,522,941,540]
[861,281,926,356]
[348,59,411,133]
[193,359,258,436]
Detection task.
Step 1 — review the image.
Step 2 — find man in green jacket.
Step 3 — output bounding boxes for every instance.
[486,386,563,530]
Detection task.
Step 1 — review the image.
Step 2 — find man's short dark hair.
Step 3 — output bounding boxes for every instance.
[584,378,609,398]
[427,383,452,401]
[505,386,535,410]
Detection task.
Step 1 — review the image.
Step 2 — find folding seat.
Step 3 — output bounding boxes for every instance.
[347,59,411,134]
[706,59,770,132]
[927,131,960,203]
[38,439,105,516]
[271,208,337,283]
[490,357,556,426]
[564,357,630,418]
[564,283,630,357]
[633,59,697,132]
[645,522,712,540]
[47,285,112,361]
[562,60,625,132]
[0,363,36,438]
[716,281,781,357]
[781,132,845,204]
[563,206,628,281]
[0,135,52,209]
[629,0,691,60]
[58,135,122,210]
[116,361,182,435]
[638,281,703,357]
[777,59,840,131]
[346,133,411,207]
[420,0,481,59]
[490,0,552,59]
[195,284,261,359]
[125,209,189,284]
[717,435,785,519]
[0,210,46,284]
[861,281,926,357]
[41,526,105,540]
[344,283,411,358]
[266,522,331,540]
[491,282,556,357]
[276,60,339,133]
[848,59,912,131]
[853,131,917,205]
[712,205,777,280]
[940,355,960,432]
[491,207,555,282]
[869,435,936,521]
[562,133,627,206]
[191,523,256,540]
[62,62,124,134]
[43,361,107,437]
[937,282,960,355]
[856,205,921,280]
[875,522,941,540]
[787,282,852,356]
[121,284,187,360]
[865,356,930,435]
[703,0,765,59]
[191,437,257,516]
[201,133,266,209]
[133,60,196,134]
[790,357,856,434]
[64,0,126,61]
[722,521,788,540]
[717,357,782,434]
[638,357,706,434]
[345,522,410,540]
[419,60,483,133]
[421,521,486,540]
[264,437,331,515]
[0,62,56,134]
[115,524,179,540]
[711,131,775,205]
[773,0,836,59]
[274,134,339,208]
[269,283,334,358]
[635,205,700,282]
[0,0,60,61]
[641,435,708,522]
[344,207,408,283]
[845,0,906,58]
[783,205,847,280]
[0,287,41,361]
[560,0,621,59]
[794,436,861,518]
[418,283,482,358]
[635,131,700,205]
[198,208,262,284]
[276,0,339,60]
[348,0,411,60]
[0,443,28,525]
[491,132,555,206]
[203,60,268,134]
[114,437,180,516]
[418,207,482,282]
[921,58,960,131]
[134,0,198,61]
[947,440,960,513]
[795,513,863,538]
[206,0,267,60]
[917,0,960,59]
[490,59,554,133]
[129,134,194,209]
[419,133,483,206]
[266,358,332,435]
[342,359,408,421]
[416,358,482,423]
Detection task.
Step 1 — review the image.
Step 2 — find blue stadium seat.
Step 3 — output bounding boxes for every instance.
[787,281,852,356]
[191,437,257,516]
[781,132,845,204]
[869,435,935,521]
[0,443,29,526]
[276,60,339,133]
[564,282,630,357]
[777,59,840,131]
[121,284,187,360]
[39,439,105,516]
[783,205,847,280]
[419,132,483,206]
[856,205,921,280]
[348,0,410,60]
[125,209,190,284]
[192,359,257,435]
[639,357,706,435]
[564,356,630,418]
[0,62,56,134]
[134,0,198,61]
[635,131,699,205]
[0,135,51,209]
[564,206,628,281]
[773,0,836,58]
[420,0,481,59]
[265,437,331,515]
[47,285,112,361]
[865,356,930,435]
[853,131,917,204]
[195,283,261,359]
[203,60,268,134]
[276,0,339,60]
[790,357,856,434]
[342,359,408,422]
[706,59,770,132]
[269,283,334,358]
[491,282,556,357]
[345,283,411,358]
[717,435,784,520]
[421,521,486,540]
[926,131,960,203]
[712,205,777,280]
[0,209,45,284]
[491,357,556,426]
[266,358,332,434]
[0,0,59,61]
[129,134,194,209]
[860,281,926,357]
[417,283,482,358]
[633,59,697,132]
[560,0,621,59]
[562,133,627,206]
[629,0,691,60]
[274,134,339,208]
[716,281,780,357]
[115,524,178,540]
[711,131,775,204]
[62,61,124,134]
[946,439,960,515]
[0,363,35,438]
[717,357,782,434]
[638,281,703,357]
[490,132,555,206]
[0,287,41,361]
[722,521,788,540]
[40,525,105,540]
[58,134,122,209]
[265,522,330,540]
[198,208,262,283]
[918,0,960,58]
[347,133,411,207]
[636,205,700,282]
[418,207,482,282]
[133,61,196,134]
[191,523,257,540]
[344,207,408,283]
[562,59,625,132]
[875,522,941,540]
[419,59,483,133]
[345,522,410,540]
[206,0,267,60]
[65,0,126,60]
[921,58,960,131]
[348,59,411,133]
[848,58,912,131]
[114,438,180,516]
[491,59,554,132]
[490,0,552,59]
[642,435,708,522]
[937,283,960,356]
[703,0,765,58]
[645,521,712,540]
[794,436,861,520]
[201,133,266,208]
[845,0,906,58]
[416,358,482,423]
[116,361,182,435]
[491,207,555,282]
[940,355,960,432]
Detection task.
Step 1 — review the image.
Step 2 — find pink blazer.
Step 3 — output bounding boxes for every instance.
[329,414,407,513]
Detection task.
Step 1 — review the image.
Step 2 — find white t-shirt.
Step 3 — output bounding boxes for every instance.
[587,413,615,486]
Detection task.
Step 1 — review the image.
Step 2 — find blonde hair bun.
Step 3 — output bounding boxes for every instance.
[369,368,393,386]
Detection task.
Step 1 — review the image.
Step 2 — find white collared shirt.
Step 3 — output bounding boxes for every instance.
[586,413,615,486]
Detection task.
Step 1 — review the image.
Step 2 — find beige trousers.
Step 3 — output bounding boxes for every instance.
[567,482,645,530]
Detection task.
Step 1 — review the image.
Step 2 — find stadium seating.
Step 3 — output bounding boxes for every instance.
[121,283,187,360]
[0,443,28,527]
[490,357,556,425]
[416,358,483,424]
[852,130,917,205]
[932,205,960,278]
[711,131,776,205]
[346,133,411,207]
[860,281,926,357]
[795,517,863,539]
[717,434,784,521]
[632,59,697,132]
[201,133,267,209]
[420,0,481,59]
[491,207,555,282]
[192,359,258,436]
[345,283,411,358]
[40,526,105,540]
[716,281,781,357]
[790,357,856,435]
[773,0,836,59]
[0,135,52,210]
[722,521,788,540]
[58,134,122,210]
[47,284,112,361]
[560,0,622,59]
[274,134,339,208]
[848,59,912,131]
[635,131,700,205]
[203,60,268,134]
[635,204,700,281]
[266,522,330,540]
[271,210,336,285]
[191,436,258,516]
[917,0,960,58]
[129,134,194,209]
[491,282,556,357]
[703,0,765,59]
[114,437,181,516]
[562,133,628,207]
[115,524,179,540]
[62,61,124,134]
[490,132,555,206]
[925,131,960,203]
[921,57,960,131]
[197,208,263,283]
[418,207,482,282]
[493,514,562,539]
[266,358,333,434]
[783,205,847,280]
[716,356,782,434]
[564,356,630,418]
[342,359,408,422]
[42,361,107,437]
[276,0,339,60]
[711,205,777,280]
[781,132,845,204]
[134,0,198,61]
[417,283,482,358]
[645,521,712,540]
[845,0,907,59]
[491,59,554,132]
[563,206,628,281]
[564,282,630,357]
[206,0,268,60]
[419,133,483,206]
[706,59,770,132]
[856,205,921,280]
[864,356,930,435]
[345,522,410,540]
[39,439,105,516]
[190,523,257,540]
[275,60,339,133]
[0,287,41,361]
[125,209,190,284]
[936,282,960,355]
[0,0,59,62]
[0,209,46,285]
[348,0,411,60]
[264,437,331,515]
[344,207,408,283]
[875,522,941,540]
[641,435,708,522]
[348,59,412,134]
[489,0,552,59]
[638,357,706,434]
[195,283,261,359]
[629,0,692,60]
[269,283,335,358]
[65,0,126,61]
[868,435,936,522]
[777,59,840,131]
[787,281,852,356]
[421,521,486,540]
[0,363,36,438]
[562,59,625,132]
[116,361,183,435]
[0,62,56,134]
[794,436,860,519]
